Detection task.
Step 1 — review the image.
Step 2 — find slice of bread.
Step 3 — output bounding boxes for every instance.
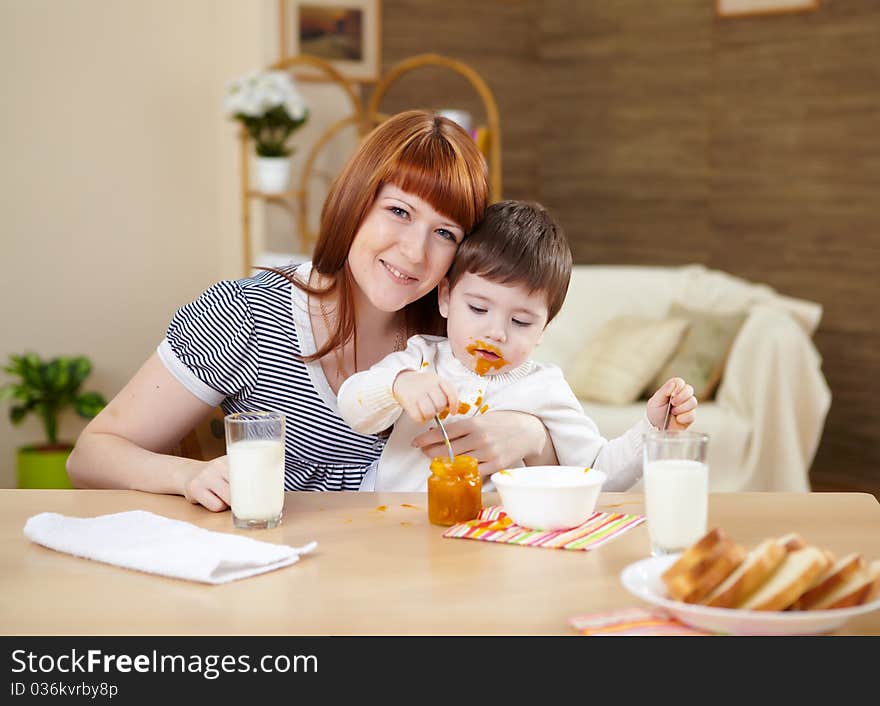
[701,538,786,608]
[793,553,867,610]
[736,546,828,611]
[806,560,880,610]
[661,528,726,585]
[778,532,808,552]
[663,529,879,613]
[664,538,747,604]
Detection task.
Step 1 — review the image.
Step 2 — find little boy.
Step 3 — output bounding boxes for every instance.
[338,200,697,492]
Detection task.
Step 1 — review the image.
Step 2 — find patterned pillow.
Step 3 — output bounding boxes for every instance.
[567,316,690,405]
[649,304,748,402]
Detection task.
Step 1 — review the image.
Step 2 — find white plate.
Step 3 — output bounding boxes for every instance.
[620,554,880,635]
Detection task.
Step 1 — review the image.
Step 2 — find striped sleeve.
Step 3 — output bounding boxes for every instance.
[157,280,258,405]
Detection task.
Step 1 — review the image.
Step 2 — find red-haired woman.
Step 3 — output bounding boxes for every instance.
[67,111,557,509]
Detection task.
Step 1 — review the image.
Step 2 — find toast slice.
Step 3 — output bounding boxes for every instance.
[701,538,786,608]
[661,528,727,585]
[806,560,880,610]
[664,538,747,604]
[778,532,808,552]
[736,546,828,611]
[793,553,866,610]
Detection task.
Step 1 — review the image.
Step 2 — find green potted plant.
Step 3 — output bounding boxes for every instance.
[0,352,107,488]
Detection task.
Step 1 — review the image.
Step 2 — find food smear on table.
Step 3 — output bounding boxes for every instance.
[464,515,514,532]
[400,503,419,510]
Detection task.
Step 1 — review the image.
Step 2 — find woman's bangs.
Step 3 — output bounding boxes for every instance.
[384,142,480,233]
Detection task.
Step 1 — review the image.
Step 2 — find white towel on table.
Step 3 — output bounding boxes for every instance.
[23,510,317,585]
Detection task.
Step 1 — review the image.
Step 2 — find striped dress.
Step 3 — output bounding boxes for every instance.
[157,262,384,490]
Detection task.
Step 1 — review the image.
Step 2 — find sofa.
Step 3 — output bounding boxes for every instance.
[532,264,831,492]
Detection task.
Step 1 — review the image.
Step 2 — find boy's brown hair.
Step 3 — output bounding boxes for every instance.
[446,200,572,324]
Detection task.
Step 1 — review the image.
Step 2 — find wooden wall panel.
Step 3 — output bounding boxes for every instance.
[707,0,880,489]
[380,0,880,490]
[540,1,715,265]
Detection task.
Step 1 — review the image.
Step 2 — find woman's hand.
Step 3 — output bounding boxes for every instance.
[646,377,698,430]
[411,411,553,476]
[179,456,231,512]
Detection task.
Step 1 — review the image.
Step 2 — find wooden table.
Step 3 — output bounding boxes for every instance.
[1,489,879,635]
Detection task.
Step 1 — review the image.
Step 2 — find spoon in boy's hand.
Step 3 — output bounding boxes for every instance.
[662,380,682,430]
[662,401,672,431]
[433,415,456,463]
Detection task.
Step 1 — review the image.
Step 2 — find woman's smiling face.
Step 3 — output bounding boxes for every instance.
[347,184,465,313]
[438,272,550,375]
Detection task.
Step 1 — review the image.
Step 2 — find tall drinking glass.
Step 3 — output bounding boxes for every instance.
[643,430,709,557]
[224,411,285,529]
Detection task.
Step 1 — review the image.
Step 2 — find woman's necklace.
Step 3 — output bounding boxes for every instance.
[318,299,405,382]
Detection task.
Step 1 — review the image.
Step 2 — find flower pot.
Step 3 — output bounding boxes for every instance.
[255,156,291,194]
[17,445,74,489]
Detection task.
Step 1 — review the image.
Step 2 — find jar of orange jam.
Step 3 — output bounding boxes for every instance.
[427,455,482,526]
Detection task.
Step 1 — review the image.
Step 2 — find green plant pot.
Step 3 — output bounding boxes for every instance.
[17,445,74,489]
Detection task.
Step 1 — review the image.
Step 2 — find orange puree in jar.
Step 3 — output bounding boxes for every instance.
[427,455,482,526]
[465,340,508,376]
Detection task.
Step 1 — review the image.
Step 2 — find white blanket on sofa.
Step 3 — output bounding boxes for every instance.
[680,267,830,491]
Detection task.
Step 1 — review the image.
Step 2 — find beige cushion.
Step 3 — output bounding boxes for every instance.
[567,315,690,404]
[649,304,747,402]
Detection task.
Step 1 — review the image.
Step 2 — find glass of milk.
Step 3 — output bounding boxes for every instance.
[224,411,286,529]
[643,430,710,557]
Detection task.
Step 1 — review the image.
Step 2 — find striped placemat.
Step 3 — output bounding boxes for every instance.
[442,505,645,551]
[569,607,712,636]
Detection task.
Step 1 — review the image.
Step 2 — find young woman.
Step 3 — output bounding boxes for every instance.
[67,110,559,510]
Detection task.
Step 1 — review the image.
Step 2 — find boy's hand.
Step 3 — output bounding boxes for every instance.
[646,377,698,430]
[392,370,459,424]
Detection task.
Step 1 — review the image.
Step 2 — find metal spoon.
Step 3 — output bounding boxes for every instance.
[661,400,672,431]
[434,415,455,463]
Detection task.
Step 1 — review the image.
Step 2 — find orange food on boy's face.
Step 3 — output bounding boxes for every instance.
[466,341,508,376]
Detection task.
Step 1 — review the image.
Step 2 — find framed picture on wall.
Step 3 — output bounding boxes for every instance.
[281,0,381,82]
[716,0,819,18]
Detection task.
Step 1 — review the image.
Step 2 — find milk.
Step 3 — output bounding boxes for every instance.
[227,439,285,521]
[644,459,708,554]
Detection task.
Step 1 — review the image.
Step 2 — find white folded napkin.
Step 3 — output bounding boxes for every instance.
[24,510,317,585]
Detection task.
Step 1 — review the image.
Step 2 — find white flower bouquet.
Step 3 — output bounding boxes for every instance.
[224,70,309,157]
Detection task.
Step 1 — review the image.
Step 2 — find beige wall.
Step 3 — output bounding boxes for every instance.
[0,0,277,487]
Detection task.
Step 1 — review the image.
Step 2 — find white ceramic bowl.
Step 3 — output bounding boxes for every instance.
[490,466,607,530]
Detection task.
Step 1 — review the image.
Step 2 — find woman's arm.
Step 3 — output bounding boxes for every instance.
[66,353,231,511]
[411,411,558,475]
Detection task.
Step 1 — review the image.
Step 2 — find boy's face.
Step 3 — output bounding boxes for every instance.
[438,272,549,375]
